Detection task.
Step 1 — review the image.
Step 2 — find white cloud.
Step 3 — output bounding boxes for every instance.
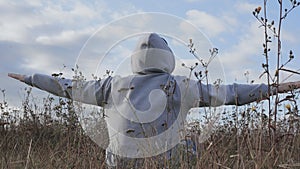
[282,29,298,44]
[35,28,95,45]
[22,54,58,73]
[222,15,238,30]
[184,10,231,37]
[0,0,109,44]
[38,1,100,25]
[0,2,43,42]
[219,21,265,83]
[235,2,260,14]
[0,0,145,77]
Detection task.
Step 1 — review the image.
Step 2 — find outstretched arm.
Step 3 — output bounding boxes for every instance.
[8,73,112,106]
[197,81,300,106]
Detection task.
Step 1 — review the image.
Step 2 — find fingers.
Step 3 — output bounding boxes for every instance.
[291,81,300,91]
[278,81,300,93]
[295,81,300,89]
[8,73,18,79]
[8,73,25,82]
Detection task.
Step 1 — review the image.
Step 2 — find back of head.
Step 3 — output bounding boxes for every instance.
[131,33,175,74]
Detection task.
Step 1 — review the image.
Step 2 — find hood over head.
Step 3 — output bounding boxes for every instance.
[131,33,175,74]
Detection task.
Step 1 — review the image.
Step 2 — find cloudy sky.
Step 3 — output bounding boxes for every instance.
[1,0,300,107]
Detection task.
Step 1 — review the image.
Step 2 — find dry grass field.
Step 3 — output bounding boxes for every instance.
[1,88,299,169]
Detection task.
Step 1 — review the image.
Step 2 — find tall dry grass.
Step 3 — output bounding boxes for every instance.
[0,89,106,169]
[0,88,299,169]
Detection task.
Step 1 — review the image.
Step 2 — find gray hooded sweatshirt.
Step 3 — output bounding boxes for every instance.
[24,33,268,164]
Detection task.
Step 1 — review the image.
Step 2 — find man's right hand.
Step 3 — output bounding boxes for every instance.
[8,73,26,82]
[278,81,300,93]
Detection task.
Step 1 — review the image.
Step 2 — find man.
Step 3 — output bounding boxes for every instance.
[8,33,300,168]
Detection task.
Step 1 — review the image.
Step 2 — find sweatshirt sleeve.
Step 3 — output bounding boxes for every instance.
[198,82,269,106]
[24,73,112,106]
